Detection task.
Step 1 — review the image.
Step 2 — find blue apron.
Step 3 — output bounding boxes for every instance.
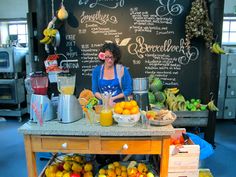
[98,65,123,103]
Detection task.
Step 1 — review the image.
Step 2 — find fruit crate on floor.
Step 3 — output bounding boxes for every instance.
[168,129,200,177]
[173,111,209,127]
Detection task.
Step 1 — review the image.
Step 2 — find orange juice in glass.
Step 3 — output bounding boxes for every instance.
[61,86,74,95]
[100,93,113,126]
[100,109,113,126]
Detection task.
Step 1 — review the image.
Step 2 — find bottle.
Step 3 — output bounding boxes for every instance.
[100,93,113,126]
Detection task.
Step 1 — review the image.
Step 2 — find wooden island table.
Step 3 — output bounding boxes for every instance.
[18,119,175,177]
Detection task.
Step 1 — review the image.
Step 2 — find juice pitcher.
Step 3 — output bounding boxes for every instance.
[57,72,75,95]
[100,93,113,126]
[30,72,48,95]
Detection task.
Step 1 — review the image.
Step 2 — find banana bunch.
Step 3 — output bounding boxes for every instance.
[40,28,58,44]
[207,100,219,111]
[164,89,186,111]
[211,42,226,54]
[165,87,180,95]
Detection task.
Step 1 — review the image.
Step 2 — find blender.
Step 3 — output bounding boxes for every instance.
[29,72,55,123]
[57,72,82,123]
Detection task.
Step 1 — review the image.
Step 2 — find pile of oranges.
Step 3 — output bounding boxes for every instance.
[114,100,140,115]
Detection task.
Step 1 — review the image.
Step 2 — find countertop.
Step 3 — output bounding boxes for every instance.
[18,118,175,137]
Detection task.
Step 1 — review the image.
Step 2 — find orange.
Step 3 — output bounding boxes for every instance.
[122,109,131,115]
[119,101,126,108]
[130,100,138,107]
[124,102,132,110]
[114,102,120,107]
[114,106,123,114]
[130,106,139,114]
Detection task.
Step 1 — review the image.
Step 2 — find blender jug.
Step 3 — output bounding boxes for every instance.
[57,72,82,123]
[29,72,55,123]
[30,72,48,95]
[57,72,75,95]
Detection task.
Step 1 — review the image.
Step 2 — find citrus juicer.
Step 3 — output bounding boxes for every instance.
[29,72,56,124]
[57,72,82,123]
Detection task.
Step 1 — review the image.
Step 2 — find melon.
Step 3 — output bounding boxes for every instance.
[154,91,166,103]
[148,92,156,104]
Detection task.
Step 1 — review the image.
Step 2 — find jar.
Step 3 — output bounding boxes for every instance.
[100,109,113,126]
[100,93,113,126]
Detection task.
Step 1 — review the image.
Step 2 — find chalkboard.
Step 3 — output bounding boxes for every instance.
[51,0,203,99]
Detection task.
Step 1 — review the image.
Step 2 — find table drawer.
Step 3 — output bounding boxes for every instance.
[41,137,89,150]
[100,138,162,154]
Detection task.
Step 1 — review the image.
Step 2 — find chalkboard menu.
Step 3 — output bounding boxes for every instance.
[52,0,203,98]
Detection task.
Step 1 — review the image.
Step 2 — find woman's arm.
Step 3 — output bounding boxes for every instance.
[110,67,132,104]
[92,66,102,100]
[121,67,133,97]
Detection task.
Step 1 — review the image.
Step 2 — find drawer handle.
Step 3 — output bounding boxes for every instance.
[123,144,128,150]
[62,142,67,149]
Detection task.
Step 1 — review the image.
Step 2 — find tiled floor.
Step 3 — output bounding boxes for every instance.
[0,116,235,177]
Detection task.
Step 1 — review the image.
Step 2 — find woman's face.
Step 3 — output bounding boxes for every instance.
[104,50,115,67]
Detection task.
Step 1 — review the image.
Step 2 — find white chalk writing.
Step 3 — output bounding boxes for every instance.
[78,0,124,9]
[80,10,118,25]
[128,36,199,65]
[156,0,184,17]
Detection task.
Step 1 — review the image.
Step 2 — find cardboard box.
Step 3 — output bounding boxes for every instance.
[168,128,200,173]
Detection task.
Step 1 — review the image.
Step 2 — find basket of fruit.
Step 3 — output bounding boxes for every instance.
[96,161,158,177]
[113,100,140,127]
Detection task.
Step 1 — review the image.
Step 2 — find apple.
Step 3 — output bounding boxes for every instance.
[71,174,81,177]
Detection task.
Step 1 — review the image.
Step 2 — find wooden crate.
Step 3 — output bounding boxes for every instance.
[168,170,199,177]
[168,129,200,173]
[173,111,209,127]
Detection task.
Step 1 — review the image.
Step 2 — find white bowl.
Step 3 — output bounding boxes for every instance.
[113,112,140,127]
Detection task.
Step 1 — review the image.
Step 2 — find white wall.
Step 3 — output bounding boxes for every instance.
[224,0,236,14]
[0,0,28,19]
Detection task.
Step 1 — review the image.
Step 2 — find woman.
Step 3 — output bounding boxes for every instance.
[92,42,132,106]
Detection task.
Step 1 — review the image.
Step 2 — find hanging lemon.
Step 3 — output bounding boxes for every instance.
[57,4,68,20]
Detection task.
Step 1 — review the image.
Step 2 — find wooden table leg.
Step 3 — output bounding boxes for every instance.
[24,135,37,177]
[160,136,170,177]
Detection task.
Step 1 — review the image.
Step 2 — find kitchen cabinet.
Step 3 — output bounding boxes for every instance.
[217,53,236,119]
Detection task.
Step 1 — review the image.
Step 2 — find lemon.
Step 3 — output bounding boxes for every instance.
[99,169,106,175]
[84,163,93,172]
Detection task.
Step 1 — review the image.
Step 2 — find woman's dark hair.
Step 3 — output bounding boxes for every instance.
[99,42,121,64]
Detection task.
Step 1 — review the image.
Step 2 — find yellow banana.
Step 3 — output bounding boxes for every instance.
[178,101,186,111]
[167,87,178,91]
[45,37,52,45]
[169,101,177,111]
[49,29,58,37]
[211,42,225,54]
[215,43,225,54]
[207,100,219,111]
[40,36,51,44]
[167,88,179,94]
[211,43,220,54]
[172,102,179,111]
[43,29,50,36]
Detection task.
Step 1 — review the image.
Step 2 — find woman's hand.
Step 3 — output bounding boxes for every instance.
[109,97,116,107]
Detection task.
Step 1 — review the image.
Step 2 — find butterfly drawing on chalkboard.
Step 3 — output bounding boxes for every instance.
[105,38,131,47]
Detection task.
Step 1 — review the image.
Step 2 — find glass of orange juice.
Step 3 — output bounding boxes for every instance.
[100,109,113,126]
[61,86,75,95]
[100,93,113,126]
[57,72,75,95]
